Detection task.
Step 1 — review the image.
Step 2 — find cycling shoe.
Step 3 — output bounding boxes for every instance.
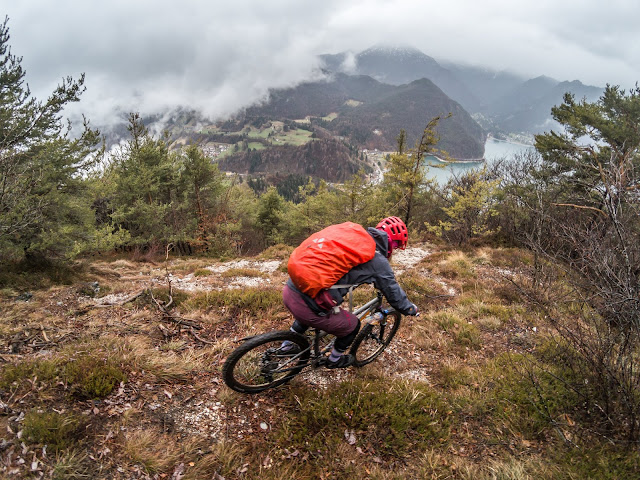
[325,354,354,369]
[274,344,301,356]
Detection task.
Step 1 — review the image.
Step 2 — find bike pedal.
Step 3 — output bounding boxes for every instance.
[313,356,328,368]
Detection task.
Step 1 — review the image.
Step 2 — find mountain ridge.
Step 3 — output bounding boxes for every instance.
[320,46,605,136]
[238,72,485,158]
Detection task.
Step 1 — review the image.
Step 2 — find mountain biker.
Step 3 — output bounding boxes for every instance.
[281,216,419,369]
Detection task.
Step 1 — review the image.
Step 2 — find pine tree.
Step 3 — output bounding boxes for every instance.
[109,113,177,245]
[256,187,285,246]
[533,85,640,328]
[179,144,224,247]
[0,18,101,262]
[384,116,445,226]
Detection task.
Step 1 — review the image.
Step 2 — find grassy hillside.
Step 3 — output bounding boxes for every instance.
[218,138,366,182]
[243,73,485,159]
[2,244,638,479]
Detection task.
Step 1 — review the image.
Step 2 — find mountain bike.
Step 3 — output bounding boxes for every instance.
[222,289,401,393]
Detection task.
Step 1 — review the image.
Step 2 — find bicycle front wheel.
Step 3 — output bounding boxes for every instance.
[350,312,401,367]
[222,331,310,393]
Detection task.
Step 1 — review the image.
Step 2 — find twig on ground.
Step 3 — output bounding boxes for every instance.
[91,289,147,307]
[148,244,204,332]
[190,327,215,344]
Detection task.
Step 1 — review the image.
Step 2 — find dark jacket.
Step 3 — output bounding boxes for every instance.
[329,227,415,315]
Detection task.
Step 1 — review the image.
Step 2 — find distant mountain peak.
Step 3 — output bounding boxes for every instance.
[558,79,587,88]
[360,45,426,56]
[357,45,439,66]
[527,75,559,85]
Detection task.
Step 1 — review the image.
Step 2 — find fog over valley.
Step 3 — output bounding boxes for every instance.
[3,0,638,129]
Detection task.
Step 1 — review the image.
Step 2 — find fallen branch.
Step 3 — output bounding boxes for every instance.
[40,326,49,343]
[149,252,203,330]
[93,289,147,307]
[119,289,147,305]
[10,332,38,353]
[161,315,202,330]
[190,327,215,344]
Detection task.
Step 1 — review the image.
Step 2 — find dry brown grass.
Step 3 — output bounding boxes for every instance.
[1,246,638,479]
[121,428,184,473]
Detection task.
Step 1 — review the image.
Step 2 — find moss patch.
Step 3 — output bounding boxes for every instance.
[279,378,452,457]
[22,411,85,452]
[64,355,127,399]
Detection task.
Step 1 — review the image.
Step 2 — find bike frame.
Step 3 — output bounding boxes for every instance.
[222,287,403,392]
[300,290,393,368]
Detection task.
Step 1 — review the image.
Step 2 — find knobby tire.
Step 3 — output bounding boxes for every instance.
[350,312,401,367]
[222,331,310,393]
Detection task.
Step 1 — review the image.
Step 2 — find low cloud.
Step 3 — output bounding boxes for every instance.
[4,0,638,129]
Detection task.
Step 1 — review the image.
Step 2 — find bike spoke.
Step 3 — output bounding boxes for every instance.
[351,312,401,367]
[223,332,311,393]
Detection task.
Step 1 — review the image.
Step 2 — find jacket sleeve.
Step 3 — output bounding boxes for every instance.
[369,253,415,315]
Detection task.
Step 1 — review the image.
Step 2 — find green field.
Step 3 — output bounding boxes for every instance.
[278,128,313,146]
[197,122,315,155]
[246,126,273,139]
[247,142,267,150]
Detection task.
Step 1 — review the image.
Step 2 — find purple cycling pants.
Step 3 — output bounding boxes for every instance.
[282,284,358,338]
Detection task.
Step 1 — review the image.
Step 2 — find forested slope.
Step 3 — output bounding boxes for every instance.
[244,73,485,159]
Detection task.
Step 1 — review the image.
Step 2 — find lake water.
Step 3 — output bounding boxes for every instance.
[425,138,534,184]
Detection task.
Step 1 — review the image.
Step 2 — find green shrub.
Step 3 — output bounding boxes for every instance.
[220,268,265,278]
[432,311,463,331]
[279,379,452,457]
[184,287,283,314]
[489,248,533,268]
[431,310,482,350]
[2,352,126,400]
[552,445,640,479]
[63,355,126,399]
[474,352,581,440]
[193,268,212,277]
[149,287,189,308]
[436,364,472,390]
[454,322,482,349]
[433,254,477,280]
[22,410,84,452]
[0,256,81,289]
[0,359,60,389]
[51,450,90,479]
[258,243,293,260]
[398,272,447,302]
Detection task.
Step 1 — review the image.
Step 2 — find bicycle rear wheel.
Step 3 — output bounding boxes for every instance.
[222,331,310,393]
[350,312,401,367]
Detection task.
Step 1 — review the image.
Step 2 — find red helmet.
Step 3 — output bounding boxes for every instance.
[376,216,408,250]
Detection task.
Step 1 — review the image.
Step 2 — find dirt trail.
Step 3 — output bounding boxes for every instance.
[83,246,433,303]
[5,244,489,477]
[165,246,436,439]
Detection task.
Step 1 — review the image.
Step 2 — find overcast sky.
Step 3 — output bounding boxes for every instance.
[2,0,638,127]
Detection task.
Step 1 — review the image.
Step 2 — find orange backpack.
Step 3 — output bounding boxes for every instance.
[287,222,376,298]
